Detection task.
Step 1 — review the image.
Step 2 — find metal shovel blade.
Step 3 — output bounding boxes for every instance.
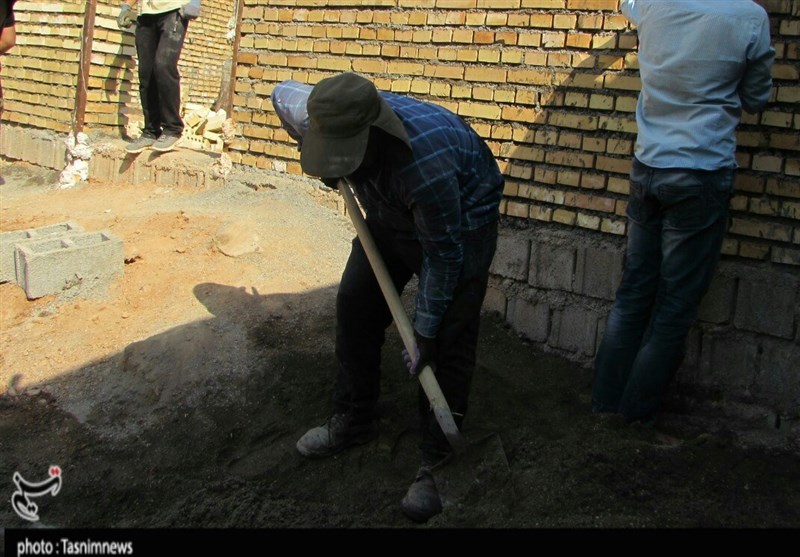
[431,432,510,509]
[339,178,510,506]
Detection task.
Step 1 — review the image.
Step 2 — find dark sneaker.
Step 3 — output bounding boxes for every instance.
[401,467,442,522]
[295,414,378,458]
[125,135,156,154]
[152,134,181,152]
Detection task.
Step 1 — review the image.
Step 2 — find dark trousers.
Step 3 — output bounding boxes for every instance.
[332,219,498,460]
[134,10,187,138]
[593,158,735,422]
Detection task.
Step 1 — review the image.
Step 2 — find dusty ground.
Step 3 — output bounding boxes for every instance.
[1,156,799,532]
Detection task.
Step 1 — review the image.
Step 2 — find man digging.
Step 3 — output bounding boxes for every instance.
[272,72,504,522]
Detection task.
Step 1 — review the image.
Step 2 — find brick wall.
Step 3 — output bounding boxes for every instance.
[0,0,235,135]
[1,1,84,133]
[230,0,798,269]
[228,0,799,418]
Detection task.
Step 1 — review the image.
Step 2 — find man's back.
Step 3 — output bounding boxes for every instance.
[623,0,774,170]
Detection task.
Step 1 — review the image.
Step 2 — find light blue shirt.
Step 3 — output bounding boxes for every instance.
[622,0,774,170]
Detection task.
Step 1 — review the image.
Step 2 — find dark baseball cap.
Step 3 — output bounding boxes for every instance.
[300,72,411,178]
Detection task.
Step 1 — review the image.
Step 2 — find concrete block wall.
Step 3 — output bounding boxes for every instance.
[0,125,68,170]
[86,139,228,189]
[488,224,800,418]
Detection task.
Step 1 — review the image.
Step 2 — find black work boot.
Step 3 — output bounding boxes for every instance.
[295,413,378,458]
[401,466,442,522]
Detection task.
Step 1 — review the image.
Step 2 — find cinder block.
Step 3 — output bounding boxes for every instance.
[734,279,797,339]
[530,242,576,291]
[575,246,623,301]
[755,338,800,416]
[699,333,759,394]
[1,221,83,283]
[697,274,736,324]
[490,234,530,281]
[507,297,550,343]
[482,285,507,317]
[15,230,124,299]
[550,305,601,357]
[674,326,703,384]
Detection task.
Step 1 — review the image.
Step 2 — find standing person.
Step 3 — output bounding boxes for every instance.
[0,0,16,118]
[117,0,194,153]
[272,72,504,522]
[592,0,774,425]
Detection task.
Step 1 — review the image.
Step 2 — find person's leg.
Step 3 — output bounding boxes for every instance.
[134,15,161,139]
[617,167,734,422]
[152,10,187,138]
[418,220,498,463]
[402,219,498,523]
[297,220,416,458]
[332,220,416,424]
[592,159,663,414]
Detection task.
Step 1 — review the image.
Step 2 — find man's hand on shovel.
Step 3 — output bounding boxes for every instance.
[402,332,437,377]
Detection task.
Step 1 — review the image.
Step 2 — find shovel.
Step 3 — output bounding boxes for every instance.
[338,177,510,509]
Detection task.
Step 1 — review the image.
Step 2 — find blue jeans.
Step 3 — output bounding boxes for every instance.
[135,10,188,138]
[333,218,498,460]
[592,158,735,422]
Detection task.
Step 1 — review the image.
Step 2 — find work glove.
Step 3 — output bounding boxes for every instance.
[402,331,437,377]
[117,3,136,30]
[179,0,201,20]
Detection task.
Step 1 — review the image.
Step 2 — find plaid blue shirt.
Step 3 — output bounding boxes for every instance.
[272,80,504,337]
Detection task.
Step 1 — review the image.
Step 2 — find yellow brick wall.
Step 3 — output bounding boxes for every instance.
[1,1,797,266]
[0,0,235,131]
[229,0,800,267]
[0,1,85,133]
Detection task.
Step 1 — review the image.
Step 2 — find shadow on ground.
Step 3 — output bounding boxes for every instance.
[1,282,799,529]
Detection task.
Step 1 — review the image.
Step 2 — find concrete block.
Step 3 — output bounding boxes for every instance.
[550,305,601,357]
[15,230,124,299]
[490,234,530,281]
[734,278,797,339]
[674,326,703,384]
[754,338,800,417]
[595,309,607,357]
[697,274,736,324]
[699,333,759,394]
[482,285,507,317]
[530,242,576,292]
[1,221,83,283]
[575,246,624,301]
[507,297,550,343]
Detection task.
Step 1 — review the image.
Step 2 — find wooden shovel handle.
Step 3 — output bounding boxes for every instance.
[339,178,466,454]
